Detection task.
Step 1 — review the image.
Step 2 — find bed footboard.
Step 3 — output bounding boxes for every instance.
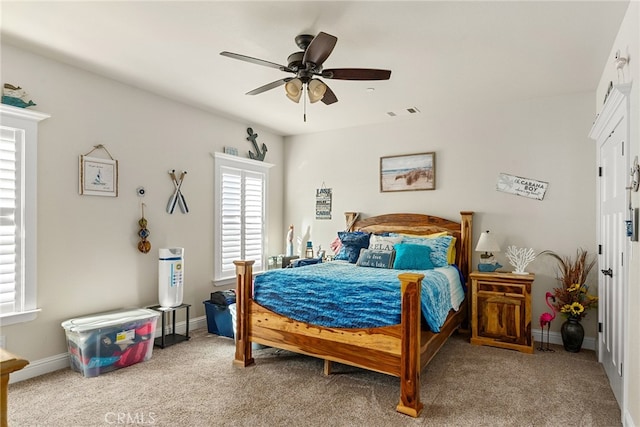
[232,260,426,417]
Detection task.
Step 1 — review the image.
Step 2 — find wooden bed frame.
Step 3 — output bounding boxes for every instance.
[233,211,473,417]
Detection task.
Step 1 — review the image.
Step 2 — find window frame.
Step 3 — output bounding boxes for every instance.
[213,152,272,283]
[0,105,49,326]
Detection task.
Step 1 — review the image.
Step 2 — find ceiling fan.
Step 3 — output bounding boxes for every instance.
[220,31,391,107]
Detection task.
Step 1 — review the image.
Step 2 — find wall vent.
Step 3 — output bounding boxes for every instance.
[387,107,421,117]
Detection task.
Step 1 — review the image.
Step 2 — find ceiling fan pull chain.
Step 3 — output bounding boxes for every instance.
[303,84,307,122]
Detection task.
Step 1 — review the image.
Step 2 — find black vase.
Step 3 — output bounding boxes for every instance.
[561,317,584,352]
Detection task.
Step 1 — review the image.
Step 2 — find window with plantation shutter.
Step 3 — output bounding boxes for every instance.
[0,127,20,315]
[214,152,272,282]
[0,105,49,326]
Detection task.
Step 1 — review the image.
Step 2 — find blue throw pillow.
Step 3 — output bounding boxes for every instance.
[397,235,455,267]
[335,231,370,263]
[393,243,435,270]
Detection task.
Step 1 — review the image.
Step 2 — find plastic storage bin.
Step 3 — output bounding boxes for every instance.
[203,300,234,338]
[61,308,160,377]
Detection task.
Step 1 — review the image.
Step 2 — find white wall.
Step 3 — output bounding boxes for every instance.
[284,91,599,338]
[595,2,639,424]
[0,44,285,360]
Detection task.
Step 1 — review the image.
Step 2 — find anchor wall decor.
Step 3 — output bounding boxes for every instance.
[246,127,267,161]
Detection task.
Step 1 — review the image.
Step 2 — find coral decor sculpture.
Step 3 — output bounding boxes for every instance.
[505,245,536,274]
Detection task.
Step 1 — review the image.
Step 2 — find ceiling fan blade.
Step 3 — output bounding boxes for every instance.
[246,78,292,95]
[302,32,337,68]
[321,83,338,105]
[322,68,391,80]
[220,51,292,72]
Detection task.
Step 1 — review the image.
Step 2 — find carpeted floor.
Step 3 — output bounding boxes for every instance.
[8,328,621,426]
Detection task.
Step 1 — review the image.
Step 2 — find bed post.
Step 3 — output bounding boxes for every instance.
[233,260,255,368]
[396,272,425,418]
[459,211,474,331]
[459,211,474,280]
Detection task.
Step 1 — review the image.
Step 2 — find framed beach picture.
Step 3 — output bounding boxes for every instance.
[79,155,118,197]
[380,152,435,192]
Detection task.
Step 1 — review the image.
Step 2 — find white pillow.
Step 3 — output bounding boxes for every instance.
[368,234,402,251]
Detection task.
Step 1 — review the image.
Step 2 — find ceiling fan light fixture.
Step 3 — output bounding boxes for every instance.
[285,78,302,103]
[307,79,327,103]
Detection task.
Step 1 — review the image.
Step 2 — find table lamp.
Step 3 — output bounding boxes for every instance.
[475,230,502,272]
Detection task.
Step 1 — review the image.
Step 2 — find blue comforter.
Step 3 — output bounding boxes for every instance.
[253,262,464,332]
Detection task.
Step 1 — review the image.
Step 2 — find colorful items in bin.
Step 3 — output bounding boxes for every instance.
[61,308,160,377]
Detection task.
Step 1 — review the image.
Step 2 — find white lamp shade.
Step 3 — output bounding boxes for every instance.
[285,78,302,103]
[475,231,500,253]
[307,79,327,103]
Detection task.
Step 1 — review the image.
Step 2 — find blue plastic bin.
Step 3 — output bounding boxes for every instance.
[203,300,234,338]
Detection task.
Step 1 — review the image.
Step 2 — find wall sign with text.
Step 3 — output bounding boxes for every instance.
[315,187,332,219]
[496,173,548,201]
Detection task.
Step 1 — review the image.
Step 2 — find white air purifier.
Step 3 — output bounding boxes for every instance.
[158,247,184,308]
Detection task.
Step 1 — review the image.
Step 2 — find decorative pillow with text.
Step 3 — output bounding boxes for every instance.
[356,249,395,268]
[368,234,402,251]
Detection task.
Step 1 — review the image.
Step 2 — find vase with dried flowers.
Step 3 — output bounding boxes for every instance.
[540,248,598,352]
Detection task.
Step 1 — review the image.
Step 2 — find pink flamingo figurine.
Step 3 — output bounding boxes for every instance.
[538,291,556,352]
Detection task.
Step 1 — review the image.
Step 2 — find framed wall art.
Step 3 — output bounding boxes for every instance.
[380,152,435,192]
[79,155,118,197]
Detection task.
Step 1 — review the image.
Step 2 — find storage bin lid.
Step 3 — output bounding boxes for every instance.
[61,308,160,332]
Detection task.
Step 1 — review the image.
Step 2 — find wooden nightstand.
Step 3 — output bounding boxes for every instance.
[469,271,534,354]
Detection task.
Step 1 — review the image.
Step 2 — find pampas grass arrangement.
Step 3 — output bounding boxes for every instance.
[540,248,597,288]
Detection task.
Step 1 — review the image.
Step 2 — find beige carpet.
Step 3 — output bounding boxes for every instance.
[8,328,621,427]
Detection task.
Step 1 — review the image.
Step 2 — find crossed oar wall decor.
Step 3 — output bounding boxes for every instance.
[167,170,189,214]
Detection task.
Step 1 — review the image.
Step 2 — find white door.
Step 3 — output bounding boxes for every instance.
[598,114,627,407]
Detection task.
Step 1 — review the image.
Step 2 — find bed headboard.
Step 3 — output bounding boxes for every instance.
[345,211,474,280]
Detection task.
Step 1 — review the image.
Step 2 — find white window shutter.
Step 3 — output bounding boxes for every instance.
[214,153,272,282]
[0,105,49,325]
[0,128,19,314]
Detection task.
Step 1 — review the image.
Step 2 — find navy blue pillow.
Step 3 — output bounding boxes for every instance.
[335,231,370,263]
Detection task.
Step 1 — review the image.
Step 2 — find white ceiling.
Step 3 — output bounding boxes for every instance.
[0,1,630,137]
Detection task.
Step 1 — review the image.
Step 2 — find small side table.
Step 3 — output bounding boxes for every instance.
[148,303,191,348]
[469,271,535,354]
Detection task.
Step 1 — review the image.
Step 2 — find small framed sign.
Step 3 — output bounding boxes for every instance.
[496,173,548,201]
[315,187,332,220]
[79,155,118,197]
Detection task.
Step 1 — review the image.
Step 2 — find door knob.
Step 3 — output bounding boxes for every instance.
[601,268,613,277]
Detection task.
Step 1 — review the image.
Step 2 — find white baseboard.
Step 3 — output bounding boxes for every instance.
[531,328,596,351]
[624,409,636,427]
[9,352,71,383]
[10,315,207,384]
[10,319,595,384]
